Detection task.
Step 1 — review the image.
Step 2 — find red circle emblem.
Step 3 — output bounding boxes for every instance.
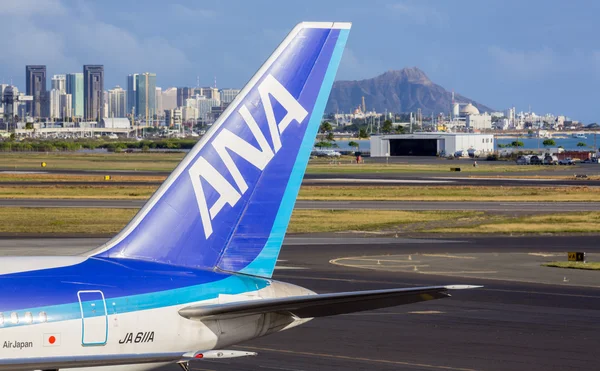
[48,336,56,344]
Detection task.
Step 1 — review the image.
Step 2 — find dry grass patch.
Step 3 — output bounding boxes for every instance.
[0,185,157,199]
[0,153,182,171]
[288,209,477,233]
[0,173,166,183]
[298,186,600,202]
[543,262,600,270]
[429,212,600,234]
[0,207,136,234]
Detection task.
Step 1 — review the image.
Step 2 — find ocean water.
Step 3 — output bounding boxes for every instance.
[496,136,599,151]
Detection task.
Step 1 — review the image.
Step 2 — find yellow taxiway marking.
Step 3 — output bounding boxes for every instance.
[240,346,477,371]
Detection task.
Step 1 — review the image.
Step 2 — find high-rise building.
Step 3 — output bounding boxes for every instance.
[220,88,240,104]
[60,94,72,119]
[66,73,83,118]
[51,75,66,92]
[0,84,8,115]
[25,65,47,118]
[49,89,62,119]
[83,65,104,121]
[188,95,220,123]
[127,74,138,117]
[165,108,182,127]
[176,87,193,107]
[107,86,127,118]
[197,87,220,102]
[135,72,156,124]
[155,87,163,117]
[162,87,177,110]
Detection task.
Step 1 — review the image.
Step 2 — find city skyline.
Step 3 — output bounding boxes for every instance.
[1,1,598,122]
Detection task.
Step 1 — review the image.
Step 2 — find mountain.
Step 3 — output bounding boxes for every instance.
[326,67,494,115]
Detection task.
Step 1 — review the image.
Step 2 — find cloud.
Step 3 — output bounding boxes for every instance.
[488,46,558,79]
[337,47,384,81]
[0,0,193,87]
[387,1,447,25]
[171,4,217,19]
[0,0,66,16]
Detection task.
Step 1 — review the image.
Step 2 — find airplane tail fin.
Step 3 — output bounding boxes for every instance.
[90,22,351,278]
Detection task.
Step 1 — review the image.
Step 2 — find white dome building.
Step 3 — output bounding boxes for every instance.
[460,103,480,116]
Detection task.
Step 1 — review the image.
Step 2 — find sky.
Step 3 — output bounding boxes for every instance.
[1,0,599,122]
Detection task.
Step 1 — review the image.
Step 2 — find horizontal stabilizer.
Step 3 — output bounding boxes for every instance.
[178,285,478,320]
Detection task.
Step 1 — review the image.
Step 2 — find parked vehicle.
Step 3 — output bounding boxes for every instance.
[516,155,531,165]
[530,155,543,165]
[582,157,599,164]
[543,155,559,165]
[559,158,575,165]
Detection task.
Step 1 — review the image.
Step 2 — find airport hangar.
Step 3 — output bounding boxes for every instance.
[370,132,495,157]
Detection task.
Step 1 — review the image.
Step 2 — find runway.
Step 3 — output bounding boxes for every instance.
[1,235,599,370]
[4,168,600,187]
[1,198,598,212]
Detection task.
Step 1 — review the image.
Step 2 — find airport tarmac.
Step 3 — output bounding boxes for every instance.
[4,167,600,187]
[0,198,598,212]
[1,235,599,370]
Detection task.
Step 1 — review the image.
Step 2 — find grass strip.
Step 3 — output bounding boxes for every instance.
[0,152,566,173]
[0,208,474,235]
[542,262,600,270]
[299,186,600,202]
[287,210,473,233]
[428,212,600,234]
[0,185,156,199]
[0,173,166,183]
[0,208,137,234]
[0,185,599,202]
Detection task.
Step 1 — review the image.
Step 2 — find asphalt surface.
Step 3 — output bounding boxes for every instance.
[4,166,600,187]
[2,176,599,187]
[1,235,599,370]
[1,198,598,212]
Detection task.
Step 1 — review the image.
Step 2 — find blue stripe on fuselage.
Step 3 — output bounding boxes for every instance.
[0,259,268,328]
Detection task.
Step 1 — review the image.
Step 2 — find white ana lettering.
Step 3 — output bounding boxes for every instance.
[189,74,307,239]
[189,157,242,238]
[210,105,274,194]
[257,74,308,153]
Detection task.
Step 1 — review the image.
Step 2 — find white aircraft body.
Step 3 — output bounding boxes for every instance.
[0,22,477,371]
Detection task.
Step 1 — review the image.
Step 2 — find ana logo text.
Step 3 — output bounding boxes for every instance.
[189,74,308,238]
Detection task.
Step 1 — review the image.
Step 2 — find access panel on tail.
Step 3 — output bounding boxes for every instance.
[91,22,351,278]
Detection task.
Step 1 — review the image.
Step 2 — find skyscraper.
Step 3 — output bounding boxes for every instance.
[83,65,104,121]
[162,87,177,110]
[127,74,138,117]
[220,88,240,104]
[155,87,163,116]
[25,65,47,118]
[107,86,127,118]
[66,73,83,118]
[60,94,72,119]
[135,72,156,124]
[176,87,193,107]
[51,75,66,92]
